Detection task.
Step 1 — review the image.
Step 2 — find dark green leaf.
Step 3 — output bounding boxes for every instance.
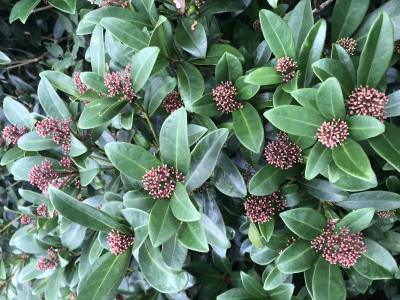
[38,77,72,120]
[216,53,243,83]
[175,18,207,58]
[143,76,176,116]
[190,44,244,65]
[248,222,264,249]
[336,207,374,233]
[149,200,180,247]
[49,0,76,14]
[312,257,346,300]
[331,44,357,86]
[80,72,109,94]
[162,234,188,270]
[288,0,313,55]
[335,191,400,211]
[178,220,209,252]
[177,62,204,109]
[273,85,292,107]
[264,266,289,291]
[316,77,346,120]
[0,146,25,166]
[198,0,246,19]
[298,178,349,202]
[240,272,267,297]
[277,239,320,273]
[3,97,34,129]
[216,288,260,300]
[201,213,231,249]
[131,47,160,92]
[18,131,58,151]
[90,25,105,76]
[190,93,220,117]
[248,164,288,196]
[188,124,207,146]
[386,90,400,117]
[170,183,201,222]
[347,115,385,140]
[45,266,63,300]
[305,142,333,180]
[245,67,283,86]
[234,77,260,101]
[280,208,325,240]
[291,88,319,113]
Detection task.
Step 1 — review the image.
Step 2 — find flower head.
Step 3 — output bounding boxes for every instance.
[311,219,366,268]
[253,19,261,32]
[276,56,298,82]
[104,64,136,103]
[395,40,400,53]
[345,85,388,122]
[73,72,88,94]
[35,117,71,155]
[244,191,286,224]
[142,164,186,199]
[317,119,349,149]
[37,204,49,218]
[195,0,205,8]
[265,132,303,169]
[162,91,184,113]
[107,230,134,255]
[335,37,357,56]
[377,210,396,218]
[21,215,32,225]
[2,125,27,145]
[212,81,243,113]
[36,247,59,271]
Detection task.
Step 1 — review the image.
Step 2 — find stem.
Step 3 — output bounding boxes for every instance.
[6,180,22,189]
[312,0,335,13]
[0,215,22,234]
[6,52,49,70]
[135,102,160,147]
[30,6,52,14]
[100,167,116,171]
[90,155,114,165]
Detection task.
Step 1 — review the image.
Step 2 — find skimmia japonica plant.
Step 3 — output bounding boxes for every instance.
[1,0,400,299]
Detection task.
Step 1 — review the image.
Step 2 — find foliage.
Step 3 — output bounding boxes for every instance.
[1,0,400,299]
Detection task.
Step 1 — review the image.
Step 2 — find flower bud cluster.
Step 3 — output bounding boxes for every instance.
[336,37,357,56]
[276,56,299,82]
[107,230,134,255]
[162,91,184,113]
[2,124,27,145]
[35,117,71,155]
[265,132,303,169]
[104,64,136,103]
[36,247,59,271]
[244,191,287,224]
[73,72,88,94]
[317,119,349,148]
[212,81,243,113]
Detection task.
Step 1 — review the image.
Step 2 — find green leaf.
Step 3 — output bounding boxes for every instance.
[316,77,346,120]
[77,250,131,300]
[90,25,105,76]
[233,102,263,153]
[177,62,204,109]
[11,157,62,181]
[357,12,394,88]
[144,76,176,116]
[198,0,246,19]
[185,128,229,192]
[331,44,357,86]
[264,266,289,291]
[187,124,207,146]
[105,142,161,181]
[160,107,190,174]
[149,200,180,247]
[234,77,260,100]
[38,77,72,120]
[259,9,295,59]
[312,257,346,300]
[248,222,264,249]
[138,240,189,293]
[288,0,313,55]
[124,189,155,211]
[250,245,279,265]
[70,134,88,157]
[131,47,160,93]
[100,17,149,51]
[264,105,325,136]
[368,122,400,172]
[336,207,374,233]
[331,0,369,42]
[3,97,34,129]
[211,152,247,198]
[291,88,319,113]
[201,213,231,249]
[0,146,25,166]
[170,183,201,222]
[379,231,400,252]
[305,142,333,180]
[175,18,207,58]
[40,71,80,97]
[353,237,398,280]
[248,164,287,196]
[216,288,260,300]
[335,191,400,211]
[178,220,209,252]
[162,234,188,270]
[298,178,349,202]
[280,208,325,240]
[79,72,109,94]
[298,19,327,88]
[149,16,172,58]
[312,58,354,97]
[240,272,267,297]
[49,0,76,14]
[121,208,149,252]
[216,53,243,83]
[16,0,40,23]
[245,67,283,86]
[277,239,320,273]
[259,219,274,242]
[49,187,126,233]
[0,51,11,64]
[332,138,373,181]
[347,115,385,140]
[79,97,126,129]
[189,44,244,65]
[190,93,220,117]
[18,131,58,151]
[45,266,63,300]
[274,85,293,107]
[386,90,400,117]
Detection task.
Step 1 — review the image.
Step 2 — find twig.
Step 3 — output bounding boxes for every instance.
[312,0,335,13]
[6,52,49,70]
[0,215,22,234]
[30,6,52,14]
[135,102,160,147]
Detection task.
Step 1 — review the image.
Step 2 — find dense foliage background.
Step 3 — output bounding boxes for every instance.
[1,0,400,299]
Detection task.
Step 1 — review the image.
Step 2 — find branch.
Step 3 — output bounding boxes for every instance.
[30,5,52,14]
[312,0,335,13]
[6,52,49,70]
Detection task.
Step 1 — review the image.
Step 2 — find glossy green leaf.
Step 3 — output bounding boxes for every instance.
[170,183,201,222]
[264,266,289,291]
[357,12,394,88]
[336,207,374,233]
[298,178,349,202]
[49,0,76,14]
[312,257,346,300]
[331,44,357,86]
[248,222,264,249]
[331,0,369,42]
[305,142,333,179]
[277,239,320,273]
[79,72,109,94]
[316,77,346,120]
[353,237,398,280]
[149,200,180,247]
[234,77,260,101]
[177,62,204,109]
[274,85,292,107]
[347,115,385,140]
[90,25,105,76]
[335,191,400,211]
[45,266,63,300]
[248,164,287,196]
[216,288,260,300]
[298,19,327,88]
[216,53,243,83]
[291,88,319,113]
[49,187,126,233]
[264,105,325,136]
[105,142,161,181]
[131,47,160,93]
[0,51,11,64]
[0,146,25,166]
[245,67,283,86]
[70,134,88,157]
[280,208,325,240]
[190,44,244,65]
[240,272,267,297]
[259,9,295,59]
[185,128,229,192]
[332,138,373,180]
[162,234,188,270]
[121,208,149,252]
[386,90,400,117]
[175,18,207,58]
[144,76,176,116]
[288,0,313,55]
[11,157,61,181]
[100,17,149,51]
[368,122,400,172]
[3,97,34,129]
[201,213,231,250]
[149,16,172,58]
[178,220,208,252]
[18,131,58,151]
[38,77,72,120]
[198,0,246,19]
[312,58,354,97]
[233,102,263,152]
[190,93,220,117]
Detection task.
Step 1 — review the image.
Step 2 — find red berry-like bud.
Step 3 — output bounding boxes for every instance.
[276,56,299,82]
[335,37,357,56]
[317,119,349,149]
[265,132,303,169]
[244,191,286,224]
[212,81,243,113]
